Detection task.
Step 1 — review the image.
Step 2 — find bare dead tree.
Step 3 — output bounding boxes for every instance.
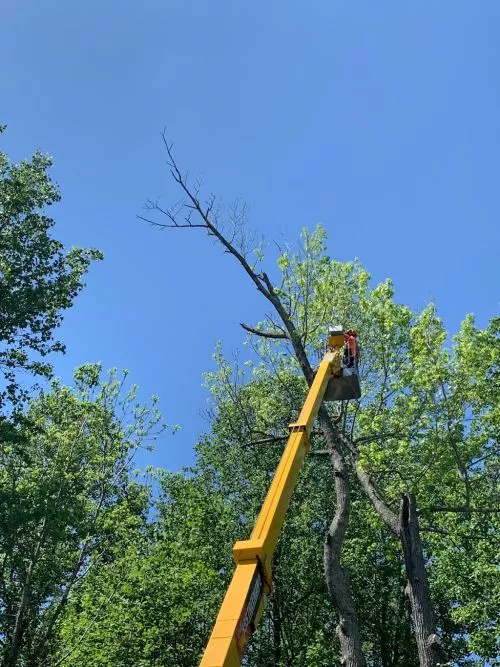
[141,134,367,667]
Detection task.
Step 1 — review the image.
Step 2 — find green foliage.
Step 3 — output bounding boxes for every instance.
[272,227,499,664]
[0,128,102,405]
[199,357,422,666]
[0,205,496,667]
[0,365,163,666]
[57,467,235,666]
[58,225,497,666]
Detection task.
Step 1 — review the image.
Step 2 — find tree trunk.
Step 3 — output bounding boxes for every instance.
[156,144,368,667]
[3,517,47,667]
[399,493,447,667]
[320,409,366,667]
[354,460,448,667]
[390,588,407,667]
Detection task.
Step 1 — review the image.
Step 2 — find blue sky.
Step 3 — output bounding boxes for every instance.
[2,1,499,471]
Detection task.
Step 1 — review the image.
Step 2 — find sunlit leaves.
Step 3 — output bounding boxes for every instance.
[0,129,102,406]
[0,366,164,665]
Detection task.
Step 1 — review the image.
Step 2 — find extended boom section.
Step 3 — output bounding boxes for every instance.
[200,327,357,666]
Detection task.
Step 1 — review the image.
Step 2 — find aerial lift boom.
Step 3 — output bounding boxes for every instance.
[200,327,360,667]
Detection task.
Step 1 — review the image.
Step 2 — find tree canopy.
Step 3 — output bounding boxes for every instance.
[0,125,102,406]
[136,141,499,666]
[53,227,499,667]
[0,132,497,667]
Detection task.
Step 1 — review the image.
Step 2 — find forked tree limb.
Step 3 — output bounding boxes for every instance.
[240,323,289,340]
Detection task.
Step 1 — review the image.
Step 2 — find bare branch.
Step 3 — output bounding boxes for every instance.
[240,322,289,340]
[137,215,207,229]
[159,133,272,300]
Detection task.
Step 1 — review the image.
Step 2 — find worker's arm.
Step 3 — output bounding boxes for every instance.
[200,344,342,667]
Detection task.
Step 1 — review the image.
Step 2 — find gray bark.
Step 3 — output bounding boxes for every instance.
[355,459,448,667]
[399,493,448,667]
[321,409,366,667]
[3,523,46,667]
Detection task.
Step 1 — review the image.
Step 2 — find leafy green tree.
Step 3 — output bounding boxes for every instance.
[198,353,422,667]
[57,359,419,666]
[47,142,497,667]
[199,298,497,667]
[56,314,498,666]
[0,364,163,666]
[58,469,232,667]
[0,126,102,406]
[143,144,498,667]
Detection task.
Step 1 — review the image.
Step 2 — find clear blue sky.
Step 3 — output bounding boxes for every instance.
[2,1,499,471]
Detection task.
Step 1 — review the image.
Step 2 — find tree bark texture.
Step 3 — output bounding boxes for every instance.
[320,409,366,667]
[354,458,448,667]
[399,493,448,667]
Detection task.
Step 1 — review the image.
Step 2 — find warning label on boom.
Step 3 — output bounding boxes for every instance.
[236,566,264,654]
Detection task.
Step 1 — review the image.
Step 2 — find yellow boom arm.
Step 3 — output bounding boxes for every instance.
[200,332,345,666]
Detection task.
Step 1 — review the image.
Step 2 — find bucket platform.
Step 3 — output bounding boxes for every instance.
[324,365,361,401]
[323,326,361,402]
